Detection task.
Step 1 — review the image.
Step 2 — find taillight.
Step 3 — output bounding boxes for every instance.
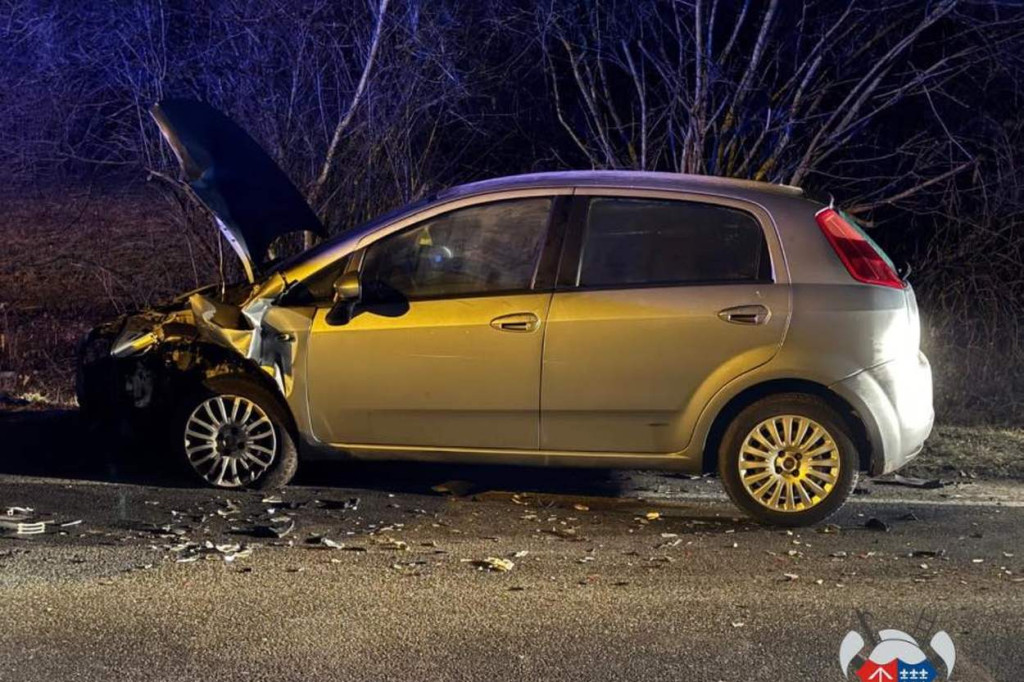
[814,208,905,289]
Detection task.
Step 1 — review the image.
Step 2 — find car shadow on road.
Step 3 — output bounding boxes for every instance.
[299,459,639,500]
[0,408,651,500]
[0,408,182,485]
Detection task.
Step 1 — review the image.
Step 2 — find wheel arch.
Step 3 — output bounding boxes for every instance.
[700,378,874,475]
[158,341,299,437]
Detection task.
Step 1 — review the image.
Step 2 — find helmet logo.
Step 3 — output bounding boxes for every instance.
[840,612,955,681]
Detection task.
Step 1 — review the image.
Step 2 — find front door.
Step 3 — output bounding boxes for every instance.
[306,196,558,449]
[540,193,790,453]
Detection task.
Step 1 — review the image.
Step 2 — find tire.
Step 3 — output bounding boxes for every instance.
[172,374,298,490]
[717,393,859,527]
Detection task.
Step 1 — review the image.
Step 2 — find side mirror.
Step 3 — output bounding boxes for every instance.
[326,272,361,325]
[333,272,361,302]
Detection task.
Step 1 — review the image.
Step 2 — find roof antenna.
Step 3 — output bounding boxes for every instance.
[828,193,836,209]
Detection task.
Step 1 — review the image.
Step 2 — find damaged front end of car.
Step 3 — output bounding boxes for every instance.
[76,98,327,440]
[75,283,299,437]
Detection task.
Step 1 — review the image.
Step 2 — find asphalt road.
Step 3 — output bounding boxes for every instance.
[0,409,1021,682]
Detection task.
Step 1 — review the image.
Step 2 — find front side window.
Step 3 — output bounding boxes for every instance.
[578,197,770,288]
[361,198,552,300]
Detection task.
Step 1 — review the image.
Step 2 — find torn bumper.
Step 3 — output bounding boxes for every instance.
[76,288,297,431]
[830,351,935,476]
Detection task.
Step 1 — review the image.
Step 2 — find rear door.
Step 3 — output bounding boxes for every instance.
[306,194,568,450]
[540,190,790,453]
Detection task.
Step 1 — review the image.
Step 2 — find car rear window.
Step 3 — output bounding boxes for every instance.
[578,197,771,288]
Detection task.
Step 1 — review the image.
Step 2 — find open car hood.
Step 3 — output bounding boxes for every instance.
[150,99,325,282]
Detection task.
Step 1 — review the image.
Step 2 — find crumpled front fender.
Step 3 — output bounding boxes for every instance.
[188,293,295,397]
[103,288,298,398]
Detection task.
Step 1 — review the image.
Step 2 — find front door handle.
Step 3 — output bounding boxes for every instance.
[490,312,540,333]
[718,304,771,326]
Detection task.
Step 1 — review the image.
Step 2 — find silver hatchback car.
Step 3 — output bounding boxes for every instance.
[78,100,934,526]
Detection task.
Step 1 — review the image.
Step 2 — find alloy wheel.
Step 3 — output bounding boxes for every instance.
[737,414,841,513]
[183,394,278,488]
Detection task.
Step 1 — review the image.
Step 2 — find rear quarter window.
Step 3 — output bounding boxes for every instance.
[579,197,771,287]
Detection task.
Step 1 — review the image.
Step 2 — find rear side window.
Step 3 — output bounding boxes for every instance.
[578,197,771,288]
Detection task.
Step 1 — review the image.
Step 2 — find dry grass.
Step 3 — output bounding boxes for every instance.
[923,325,1024,426]
[905,425,1024,480]
[0,186,221,403]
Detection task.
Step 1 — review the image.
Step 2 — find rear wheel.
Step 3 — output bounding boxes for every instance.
[174,375,298,490]
[718,394,859,527]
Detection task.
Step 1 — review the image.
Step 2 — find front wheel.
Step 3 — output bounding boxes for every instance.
[174,375,298,490]
[718,394,859,527]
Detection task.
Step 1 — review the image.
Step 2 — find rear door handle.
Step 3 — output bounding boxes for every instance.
[490,312,540,333]
[718,304,771,326]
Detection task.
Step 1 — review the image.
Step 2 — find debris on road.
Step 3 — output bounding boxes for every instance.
[470,557,514,572]
[244,516,295,539]
[306,536,344,549]
[316,497,360,511]
[0,518,47,535]
[216,499,241,517]
[543,527,586,541]
[5,506,33,517]
[142,522,192,538]
[172,541,254,563]
[0,507,79,536]
[375,536,409,551]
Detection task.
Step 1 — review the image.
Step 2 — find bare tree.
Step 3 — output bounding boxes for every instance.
[535,0,1019,213]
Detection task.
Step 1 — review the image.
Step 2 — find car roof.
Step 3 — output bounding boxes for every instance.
[436,170,805,203]
[268,170,813,286]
